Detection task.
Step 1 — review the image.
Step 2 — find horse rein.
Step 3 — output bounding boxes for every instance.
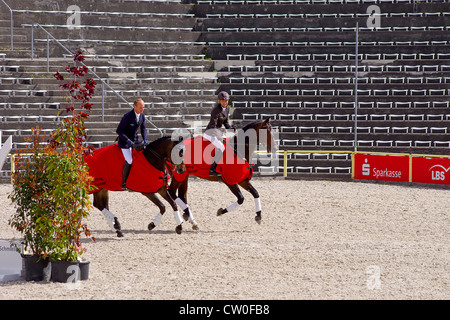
[146,142,185,179]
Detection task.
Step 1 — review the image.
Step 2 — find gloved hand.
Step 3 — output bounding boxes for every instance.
[132,141,145,151]
[125,139,134,149]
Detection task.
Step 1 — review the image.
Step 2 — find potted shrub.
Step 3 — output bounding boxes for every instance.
[8,128,54,281]
[9,50,96,283]
[43,135,93,282]
[47,50,97,282]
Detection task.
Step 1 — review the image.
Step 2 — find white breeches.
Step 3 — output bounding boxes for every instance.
[203,134,225,152]
[121,148,133,164]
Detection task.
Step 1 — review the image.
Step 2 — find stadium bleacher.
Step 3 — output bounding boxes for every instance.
[0,0,449,181]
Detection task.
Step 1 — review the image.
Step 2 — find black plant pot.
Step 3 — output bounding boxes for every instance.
[22,255,51,282]
[79,261,90,281]
[51,260,80,283]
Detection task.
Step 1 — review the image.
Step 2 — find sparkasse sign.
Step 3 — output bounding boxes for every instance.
[353,153,410,182]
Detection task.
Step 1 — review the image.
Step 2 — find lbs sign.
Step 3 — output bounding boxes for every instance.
[412,157,450,185]
[354,154,409,182]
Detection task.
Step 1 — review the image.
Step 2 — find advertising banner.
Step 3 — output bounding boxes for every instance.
[412,156,450,185]
[353,153,409,182]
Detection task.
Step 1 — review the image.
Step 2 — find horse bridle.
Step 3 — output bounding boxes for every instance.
[147,141,185,167]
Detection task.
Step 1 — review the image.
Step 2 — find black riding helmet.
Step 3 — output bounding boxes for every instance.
[218,91,230,100]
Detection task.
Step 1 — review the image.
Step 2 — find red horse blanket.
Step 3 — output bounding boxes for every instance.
[85,144,165,193]
[170,135,253,185]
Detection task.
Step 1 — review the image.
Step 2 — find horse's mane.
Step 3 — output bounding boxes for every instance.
[230,120,269,156]
[148,135,171,147]
[233,120,269,140]
[241,120,261,132]
[142,136,172,157]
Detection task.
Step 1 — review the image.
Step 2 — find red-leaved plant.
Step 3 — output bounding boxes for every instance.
[9,50,97,261]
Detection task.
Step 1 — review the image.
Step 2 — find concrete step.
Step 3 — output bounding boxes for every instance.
[4,42,206,57]
[6,1,195,14]
[0,34,27,42]
[30,28,202,42]
[194,2,450,17]
[206,43,450,60]
[199,16,450,29]
[15,15,197,28]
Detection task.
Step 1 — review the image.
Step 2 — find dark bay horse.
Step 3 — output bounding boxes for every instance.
[88,136,186,237]
[167,119,278,229]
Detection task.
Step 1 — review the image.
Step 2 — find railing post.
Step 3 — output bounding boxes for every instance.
[46,33,49,72]
[31,24,34,60]
[101,82,105,122]
[283,150,288,177]
[351,152,355,179]
[409,154,413,183]
[354,22,359,153]
[9,7,13,50]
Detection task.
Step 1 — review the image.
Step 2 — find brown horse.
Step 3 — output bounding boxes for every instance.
[88,136,186,237]
[167,119,278,229]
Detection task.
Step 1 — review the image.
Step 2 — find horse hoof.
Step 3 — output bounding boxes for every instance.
[113,217,121,230]
[175,225,182,235]
[116,230,124,237]
[148,222,156,231]
[183,213,189,221]
[192,224,199,231]
[255,216,262,224]
[217,208,224,216]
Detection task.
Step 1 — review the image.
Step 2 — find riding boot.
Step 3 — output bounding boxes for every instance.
[121,162,132,190]
[209,149,223,176]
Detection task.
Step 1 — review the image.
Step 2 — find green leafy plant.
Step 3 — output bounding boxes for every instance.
[9,50,97,262]
[9,128,56,259]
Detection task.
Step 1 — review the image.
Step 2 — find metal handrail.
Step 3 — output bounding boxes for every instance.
[0,0,13,49]
[29,23,163,136]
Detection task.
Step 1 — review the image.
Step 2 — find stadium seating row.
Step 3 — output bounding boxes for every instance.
[230,88,450,96]
[226,64,450,72]
[232,101,450,108]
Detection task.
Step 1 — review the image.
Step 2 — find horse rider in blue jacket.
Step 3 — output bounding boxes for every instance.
[116,98,148,190]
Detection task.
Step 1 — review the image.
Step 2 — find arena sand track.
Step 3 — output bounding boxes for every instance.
[0,178,448,300]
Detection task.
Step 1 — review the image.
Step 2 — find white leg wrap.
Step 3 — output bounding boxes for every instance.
[254,197,262,212]
[175,198,195,222]
[173,210,183,225]
[186,206,195,222]
[226,201,240,213]
[153,212,163,226]
[175,197,188,210]
[102,208,117,231]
